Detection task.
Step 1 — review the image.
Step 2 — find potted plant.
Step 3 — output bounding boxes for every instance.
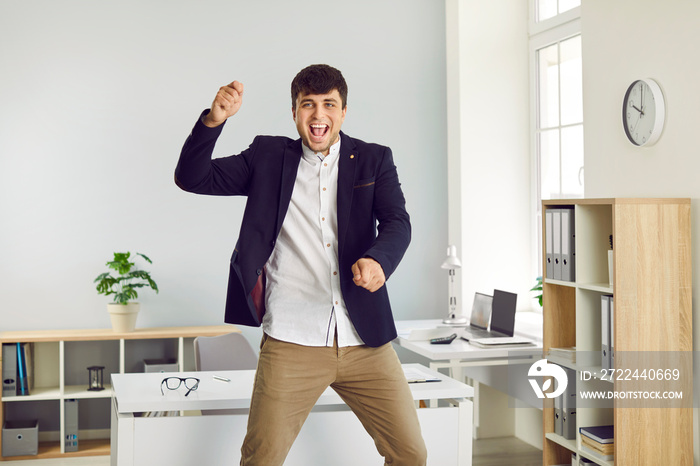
[531,276,543,308]
[94,252,158,332]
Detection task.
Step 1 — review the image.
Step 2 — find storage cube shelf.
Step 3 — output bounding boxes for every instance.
[542,198,693,466]
[0,325,237,461]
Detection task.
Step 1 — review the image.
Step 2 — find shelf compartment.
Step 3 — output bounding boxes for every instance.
[576,407,614,465]
[545,431,614,466]
[33,342,60,391]
[543,283,575,353]
[64,340,119,389]
[574,204,612,286]
[124,338,179,373]
[543,433,575,465]
[575,289,607,353]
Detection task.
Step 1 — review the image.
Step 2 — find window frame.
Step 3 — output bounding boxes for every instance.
[528,2,582,287]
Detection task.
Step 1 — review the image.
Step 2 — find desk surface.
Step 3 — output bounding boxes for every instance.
[395,315,543,362]
[112,364,474,414]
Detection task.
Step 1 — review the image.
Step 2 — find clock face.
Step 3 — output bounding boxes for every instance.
[622,79,664,146]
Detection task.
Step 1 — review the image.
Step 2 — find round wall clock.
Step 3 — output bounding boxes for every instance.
[622,78,665,146]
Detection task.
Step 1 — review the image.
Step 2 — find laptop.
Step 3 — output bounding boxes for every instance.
[460,289,518,341]
[458,292,494,340]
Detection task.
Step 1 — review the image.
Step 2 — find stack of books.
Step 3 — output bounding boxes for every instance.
[579,425,614,461]
[547,346,576,364]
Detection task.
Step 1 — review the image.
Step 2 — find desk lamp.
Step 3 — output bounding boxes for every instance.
[442,245,467,325]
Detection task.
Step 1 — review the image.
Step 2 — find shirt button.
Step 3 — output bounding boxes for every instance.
[333,271,337,275]
[326,243,331,248]
[324,163,328,167]
[256,268,262,276]
[323,187,327,191]
[335,301,339,305]
[322,217,325,221]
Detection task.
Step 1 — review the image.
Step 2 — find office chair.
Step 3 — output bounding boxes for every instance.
[194,332,258,372]
[193,332,258,415]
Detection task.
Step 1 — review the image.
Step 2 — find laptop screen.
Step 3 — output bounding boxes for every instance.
[490,289,518,337]
[469,293,492,330]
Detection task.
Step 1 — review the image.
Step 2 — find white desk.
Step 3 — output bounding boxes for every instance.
[394,316,544,440]
[395,315,544,382]
[111,364,473,466]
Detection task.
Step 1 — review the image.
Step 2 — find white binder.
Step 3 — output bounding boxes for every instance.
[552,209,562,280]
[560,208,576,282]
[562,408,577,440]
[2,343,17,397]
[545,210,554,279]
[610,297,615,369]
[601,295,612,370]
[562,367,577,439]
[554,392,563,436]
[65,399,79,452]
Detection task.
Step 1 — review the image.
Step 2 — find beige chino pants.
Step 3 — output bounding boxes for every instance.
[240,334,427,465]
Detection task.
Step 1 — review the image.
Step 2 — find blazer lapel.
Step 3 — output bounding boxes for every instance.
[337,132,357,257]
[276,139,303,235]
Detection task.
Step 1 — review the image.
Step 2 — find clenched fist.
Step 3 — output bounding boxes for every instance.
[351,258,386,293]
[203,80,244,127]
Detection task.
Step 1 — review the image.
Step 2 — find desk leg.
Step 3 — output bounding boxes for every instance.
[111,396,134,466]
[449,397,473,466]
[471,382,479,439]
[449,359,464,383]
[427,362,440,408]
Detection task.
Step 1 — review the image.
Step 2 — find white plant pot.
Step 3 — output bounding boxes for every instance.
[108,303,140,333]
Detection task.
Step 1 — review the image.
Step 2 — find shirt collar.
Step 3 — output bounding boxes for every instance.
[301,138,341,163]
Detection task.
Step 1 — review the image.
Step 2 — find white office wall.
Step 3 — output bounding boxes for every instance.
[581,1,700,463]
[447,0,532,317]
[0,0,447,333]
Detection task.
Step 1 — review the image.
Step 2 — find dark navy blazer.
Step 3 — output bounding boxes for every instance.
[174,111,411,347]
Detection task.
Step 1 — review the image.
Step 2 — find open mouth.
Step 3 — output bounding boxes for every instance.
[309,123,329,141]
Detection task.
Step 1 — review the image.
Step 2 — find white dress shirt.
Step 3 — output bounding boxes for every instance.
[262,139,364,347]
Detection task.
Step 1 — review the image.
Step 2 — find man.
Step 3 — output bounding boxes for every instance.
[175,64,426,465]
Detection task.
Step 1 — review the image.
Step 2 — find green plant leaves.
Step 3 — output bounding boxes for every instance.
[95,273,117,295]
[94,252,158,304]
[107,252,133,275]
[136,253,152,264]
[530,276,543,307]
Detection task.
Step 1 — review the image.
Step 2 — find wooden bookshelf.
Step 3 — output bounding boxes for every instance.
[541,198,692,466]
[0,325,237,461]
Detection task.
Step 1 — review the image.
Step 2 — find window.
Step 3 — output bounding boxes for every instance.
[530,1,582,278]
[536,0,580,22]
[537,35,583,201]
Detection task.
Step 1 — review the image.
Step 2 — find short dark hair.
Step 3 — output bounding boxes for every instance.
[291,64,348,109]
